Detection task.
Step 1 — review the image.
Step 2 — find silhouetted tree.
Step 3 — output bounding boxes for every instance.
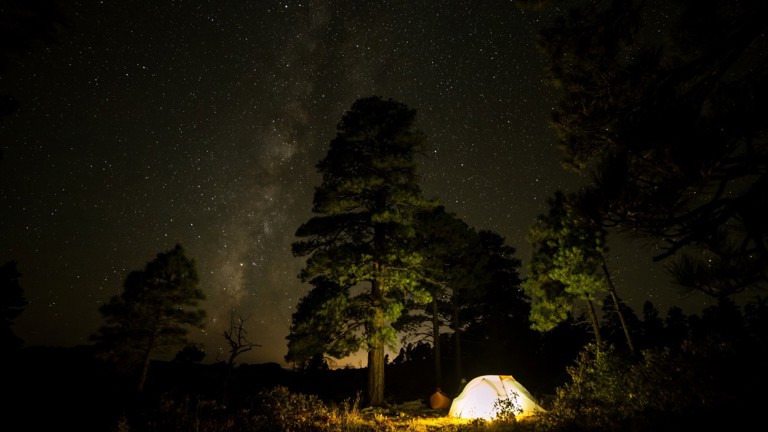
[538,0,768,297]
[173,344,206,363]
[395,206,485,389]
[600,294,641,353]
[223,313,261,368]
[0,260,26,353]
[462,230,543,381]
[395,210,531,390]
[220,313,261,391]
[302,353,330,372]
[638,300,665,349]
[439,224,487,389]
[663,305,690,350]
[290,96,436,405]
[688,297,749,354]
[391,341,431,367]
[90,244,206,393]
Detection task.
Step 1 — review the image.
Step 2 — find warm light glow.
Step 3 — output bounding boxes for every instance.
[448,375,544,420]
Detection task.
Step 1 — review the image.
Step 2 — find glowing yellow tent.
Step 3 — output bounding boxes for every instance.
[448,375,545,420]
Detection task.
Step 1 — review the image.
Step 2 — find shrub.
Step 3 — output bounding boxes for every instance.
[492,395,521,423]
[537,342,741,431]
[251,385,338,431]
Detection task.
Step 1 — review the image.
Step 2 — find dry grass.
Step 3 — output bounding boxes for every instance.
[120,387,541,431]
[346,400,529,432]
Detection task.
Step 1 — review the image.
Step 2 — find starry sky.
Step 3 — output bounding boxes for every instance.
[0,0,710,367]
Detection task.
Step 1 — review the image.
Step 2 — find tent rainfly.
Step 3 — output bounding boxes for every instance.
[448,375,545,420]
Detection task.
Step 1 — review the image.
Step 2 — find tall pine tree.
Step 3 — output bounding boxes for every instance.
[290,96,436,405]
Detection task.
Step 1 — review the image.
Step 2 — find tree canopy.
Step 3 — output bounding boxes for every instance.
[394,205,486,388]
[523,191,607,338]
[539,0,768,297]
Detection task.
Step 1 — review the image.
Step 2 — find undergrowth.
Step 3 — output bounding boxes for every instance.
[115,386,537,431]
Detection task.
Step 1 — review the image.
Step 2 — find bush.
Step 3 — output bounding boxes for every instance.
[535,342,747,431]
[251,386,338,431]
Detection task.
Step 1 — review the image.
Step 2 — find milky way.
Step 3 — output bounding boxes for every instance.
[0,1,703,366]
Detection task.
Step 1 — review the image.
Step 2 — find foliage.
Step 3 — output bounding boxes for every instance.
[119,386,522,432]
[451,229,526,338]
[522,191,606,334]
[286,277,364,366]
[538,343,686,430]
[492,395,521,423]
[460,230,543,380]
[394,206,487,387]
[398,207,480,334]
[536,297,768,431]
[251,386,338,432]
[538,0,768,297]
[173,344,206,363]
[90,243,206,392]
[394,206,535,388]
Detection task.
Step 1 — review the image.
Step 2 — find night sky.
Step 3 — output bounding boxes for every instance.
[0,1,709,367]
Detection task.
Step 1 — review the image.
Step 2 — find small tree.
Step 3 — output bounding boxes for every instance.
[174,344,206,363]
[91,244,206,393]
[523,191,636,355]
[523,192,606,345]
[223,313,261,368]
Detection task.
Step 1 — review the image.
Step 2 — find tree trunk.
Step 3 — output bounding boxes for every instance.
[368,261,386,406]
[452,290,462,389]
[602,260,636,355]
[432,296,441,387]
[137,332,156,394]
[586,298,603,346]
[367,342,386,406]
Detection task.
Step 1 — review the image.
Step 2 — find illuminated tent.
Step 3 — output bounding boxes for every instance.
[448,375,545,420]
